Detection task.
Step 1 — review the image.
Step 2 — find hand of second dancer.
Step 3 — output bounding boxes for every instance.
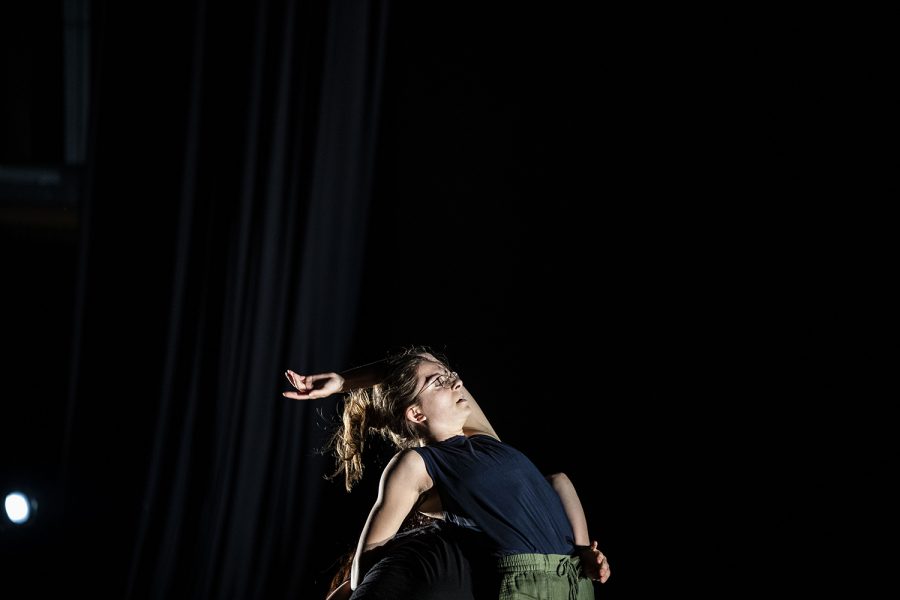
[282,370,344,400]
[578,541,611,583]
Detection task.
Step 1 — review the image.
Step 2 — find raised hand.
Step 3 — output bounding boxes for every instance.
[282,370,345,400]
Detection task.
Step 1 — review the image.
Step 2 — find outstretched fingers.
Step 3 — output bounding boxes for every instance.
[282,370,337,400]
[283,370,314,400]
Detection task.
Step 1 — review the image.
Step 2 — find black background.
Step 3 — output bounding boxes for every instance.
[0,2,818,597]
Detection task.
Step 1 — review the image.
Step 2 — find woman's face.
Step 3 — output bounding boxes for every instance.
[407,354,471,441]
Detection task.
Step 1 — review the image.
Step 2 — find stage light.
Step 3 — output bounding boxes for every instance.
[4,491,35,525]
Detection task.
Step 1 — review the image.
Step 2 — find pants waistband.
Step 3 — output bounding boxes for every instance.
[496,553,584,600]
[496,553,577,573]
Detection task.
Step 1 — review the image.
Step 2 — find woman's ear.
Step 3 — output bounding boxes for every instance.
[406,404,426,424]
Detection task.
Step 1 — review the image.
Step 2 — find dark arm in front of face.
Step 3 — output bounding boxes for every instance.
[338,359,391,391]
[282,359,389,400]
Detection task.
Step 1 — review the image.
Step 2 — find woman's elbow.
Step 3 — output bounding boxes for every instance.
[546,472,570,486]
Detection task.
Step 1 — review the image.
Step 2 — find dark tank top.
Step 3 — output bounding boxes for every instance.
[413,434,575,556]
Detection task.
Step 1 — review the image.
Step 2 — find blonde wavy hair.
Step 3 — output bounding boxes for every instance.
[327,345,450,492]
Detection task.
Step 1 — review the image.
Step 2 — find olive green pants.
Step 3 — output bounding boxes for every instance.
[496,553,594,600]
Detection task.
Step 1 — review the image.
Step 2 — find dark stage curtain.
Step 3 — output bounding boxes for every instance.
[61,1,389,597]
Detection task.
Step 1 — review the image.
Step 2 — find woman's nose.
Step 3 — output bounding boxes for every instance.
[452,374,463,389]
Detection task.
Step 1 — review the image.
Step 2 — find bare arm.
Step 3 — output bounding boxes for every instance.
[547,472,611,583]
[547,472,590,545]
[337,359,389,391]
[284,354,499,439]
[283,359,388,400]
[351,450,431,589]
[460,384,500,440]
[285,351,498,439]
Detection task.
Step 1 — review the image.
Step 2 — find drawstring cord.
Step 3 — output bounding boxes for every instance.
[556,556,580,600]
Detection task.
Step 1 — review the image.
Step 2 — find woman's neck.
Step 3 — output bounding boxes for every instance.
[426,429,465,443]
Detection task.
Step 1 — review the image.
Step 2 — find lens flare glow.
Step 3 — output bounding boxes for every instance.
[5,492,31,524]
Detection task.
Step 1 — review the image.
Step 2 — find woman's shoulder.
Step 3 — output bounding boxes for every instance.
[385,447,429,474]
[381,448,431,492]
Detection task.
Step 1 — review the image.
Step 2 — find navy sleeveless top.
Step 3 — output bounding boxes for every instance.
[413,434,575,556]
